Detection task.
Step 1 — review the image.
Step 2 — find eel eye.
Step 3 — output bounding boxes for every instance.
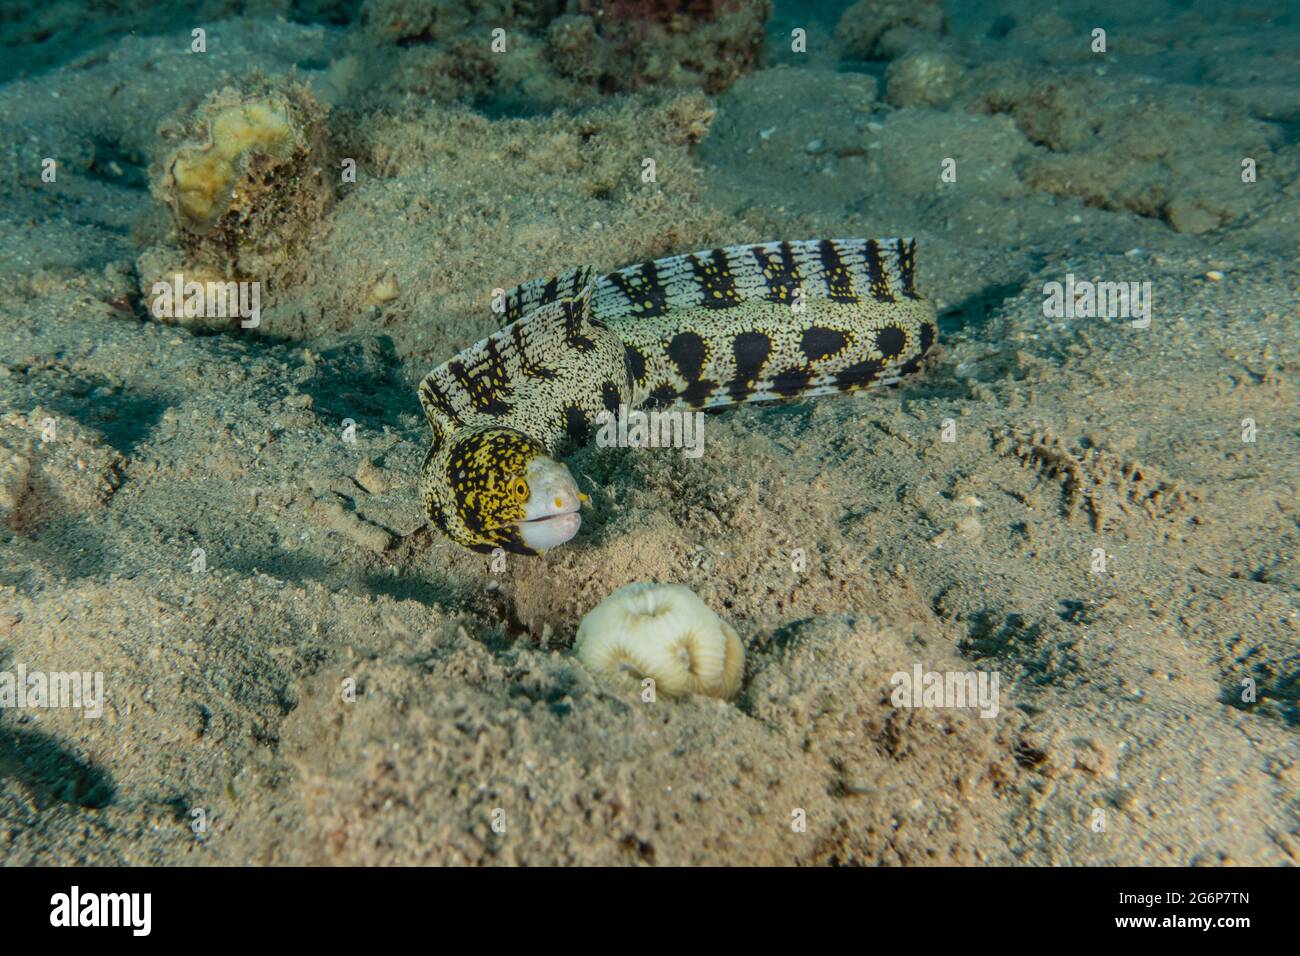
[512,478,529,501]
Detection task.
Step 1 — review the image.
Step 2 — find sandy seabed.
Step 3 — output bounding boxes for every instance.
[0,0,1295,865]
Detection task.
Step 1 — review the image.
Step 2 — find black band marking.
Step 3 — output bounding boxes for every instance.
[608,260,669,318]
[801,326,851,363]
[876,325,907,359]
[818,240,857,302]
[667,330,708,383]
[864,240,895,303]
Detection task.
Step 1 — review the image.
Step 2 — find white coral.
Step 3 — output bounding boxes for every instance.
[574,583,745,700]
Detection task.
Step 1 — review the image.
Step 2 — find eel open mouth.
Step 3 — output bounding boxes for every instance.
[518,508,581,551]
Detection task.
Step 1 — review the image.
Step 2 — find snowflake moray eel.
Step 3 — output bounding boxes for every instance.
[417,238,937,555]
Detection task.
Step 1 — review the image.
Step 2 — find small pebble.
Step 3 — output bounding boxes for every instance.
[367,274,400,305]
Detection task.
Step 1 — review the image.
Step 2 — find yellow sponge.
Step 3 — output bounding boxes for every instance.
[168,99,296,229]
[147,83,333,291]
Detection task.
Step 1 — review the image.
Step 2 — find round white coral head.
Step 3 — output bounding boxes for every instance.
[574,583,745,699]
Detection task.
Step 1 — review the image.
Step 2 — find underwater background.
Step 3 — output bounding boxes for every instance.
[0,0,1296,864]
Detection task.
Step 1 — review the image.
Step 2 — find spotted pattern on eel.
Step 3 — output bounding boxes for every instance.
[418,238,937,555]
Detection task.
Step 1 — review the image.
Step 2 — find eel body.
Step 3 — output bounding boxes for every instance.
[418,238,937,554]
